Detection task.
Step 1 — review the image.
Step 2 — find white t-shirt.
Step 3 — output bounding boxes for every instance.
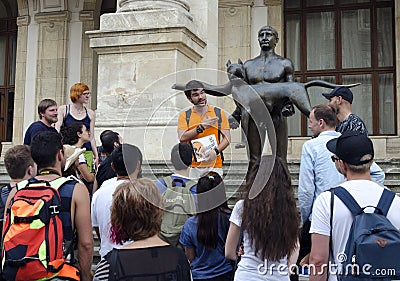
[91,177,129,258]
[230,200,289,281]
[310,180,400,281]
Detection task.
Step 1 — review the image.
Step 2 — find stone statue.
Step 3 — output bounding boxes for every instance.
[173,26,359,180]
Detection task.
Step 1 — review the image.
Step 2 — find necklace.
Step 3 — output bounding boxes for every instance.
[73,105,85,115]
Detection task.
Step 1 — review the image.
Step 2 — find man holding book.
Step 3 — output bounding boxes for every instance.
[178,80,231,179]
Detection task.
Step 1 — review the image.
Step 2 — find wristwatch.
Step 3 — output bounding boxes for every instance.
[196,125,204,134]
[214,147,220,155]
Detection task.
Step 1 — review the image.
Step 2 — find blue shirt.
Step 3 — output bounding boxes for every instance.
[23,121,58,145]
[298,130,345,224]
[179,213,233,280]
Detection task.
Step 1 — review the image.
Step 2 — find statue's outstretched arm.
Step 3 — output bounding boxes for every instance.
[171,81,233,97]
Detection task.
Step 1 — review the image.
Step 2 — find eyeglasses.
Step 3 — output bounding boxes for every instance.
[82,92,91,96]
[331,155,340,162]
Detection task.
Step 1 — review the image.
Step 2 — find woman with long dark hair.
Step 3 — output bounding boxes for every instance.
[179,172,233,281]
[225,156,300,280]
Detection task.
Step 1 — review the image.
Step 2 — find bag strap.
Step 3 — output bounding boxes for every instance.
[108,249,119,281]
[214,107,222,134]
[185,106,222,135]
[375,188,395,216]
[333,186,363,216]
[163,176,196,190]
[185,108,191,128]
[18,177,72,192]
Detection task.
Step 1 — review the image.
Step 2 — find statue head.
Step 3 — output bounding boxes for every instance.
[258,26,279,50]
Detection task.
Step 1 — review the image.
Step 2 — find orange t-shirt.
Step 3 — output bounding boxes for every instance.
[178,106,229,168]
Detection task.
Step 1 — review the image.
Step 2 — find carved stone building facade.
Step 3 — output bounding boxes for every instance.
[2,0,400,162]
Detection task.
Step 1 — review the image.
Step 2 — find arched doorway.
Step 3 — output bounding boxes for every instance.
[0,0,17,143]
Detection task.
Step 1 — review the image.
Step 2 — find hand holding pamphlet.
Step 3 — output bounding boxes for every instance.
[191,135,217,162]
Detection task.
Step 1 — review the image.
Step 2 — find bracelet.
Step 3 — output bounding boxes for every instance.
[214,147,220,156]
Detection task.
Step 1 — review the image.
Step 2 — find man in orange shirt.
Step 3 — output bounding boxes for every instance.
[178,80,231,179]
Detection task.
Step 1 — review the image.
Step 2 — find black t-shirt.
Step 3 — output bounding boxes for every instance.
[95,156,116,188]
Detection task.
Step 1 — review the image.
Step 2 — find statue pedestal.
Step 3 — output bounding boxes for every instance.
[87,9,206,160]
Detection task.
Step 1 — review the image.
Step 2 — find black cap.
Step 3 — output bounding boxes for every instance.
[326,131,374,165]
[322,86,353,104]
[184,80,204,92]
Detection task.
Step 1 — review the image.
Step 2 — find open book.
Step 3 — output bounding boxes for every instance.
[191,134,217,162]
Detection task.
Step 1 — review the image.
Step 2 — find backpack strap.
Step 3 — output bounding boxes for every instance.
[162,176,196,190]
[185,108,192,128]
[333,186,363,216]
[15,179,29,191]
[49,177,73,191]
[214,107,222,135]
[375,188,395,216]
[162,176,174,192]
[185,106,222,137]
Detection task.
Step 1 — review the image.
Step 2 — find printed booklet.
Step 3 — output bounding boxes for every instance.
[191,134,217,162]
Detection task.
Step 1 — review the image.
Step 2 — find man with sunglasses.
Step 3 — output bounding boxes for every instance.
[296,105,344,280]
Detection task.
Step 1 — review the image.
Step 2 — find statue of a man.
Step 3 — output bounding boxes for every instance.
[231,26,295,172]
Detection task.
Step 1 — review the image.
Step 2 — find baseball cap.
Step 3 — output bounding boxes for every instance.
[326,131,374,165]
[322,86,353,104]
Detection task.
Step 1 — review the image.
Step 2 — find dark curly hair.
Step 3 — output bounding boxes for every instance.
[242,156,300,261]
[60,122,85,145]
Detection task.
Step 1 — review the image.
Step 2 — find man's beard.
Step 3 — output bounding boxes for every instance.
[45,116,58,124]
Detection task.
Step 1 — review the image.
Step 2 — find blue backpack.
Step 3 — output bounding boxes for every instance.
[333,186,400,281]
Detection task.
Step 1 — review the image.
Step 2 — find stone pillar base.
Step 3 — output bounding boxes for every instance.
[87,9,206,160]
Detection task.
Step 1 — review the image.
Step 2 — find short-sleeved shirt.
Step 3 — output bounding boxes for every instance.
[95,156,116,189]
[335,114,368,136]
[23,121,58,145]
[91,177,129,258]
[177,105,229,168]
[179,212,232,279]
[230,200,289,280]
[310,180,400,281]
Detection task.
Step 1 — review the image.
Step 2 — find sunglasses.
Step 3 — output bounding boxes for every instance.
[331,155,340,162]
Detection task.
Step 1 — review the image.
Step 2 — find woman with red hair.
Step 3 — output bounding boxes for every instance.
[56,82,98,167]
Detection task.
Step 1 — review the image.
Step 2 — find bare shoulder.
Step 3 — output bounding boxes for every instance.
[72,182,90,199]
[86,108,96,119]
[58,104,67,113]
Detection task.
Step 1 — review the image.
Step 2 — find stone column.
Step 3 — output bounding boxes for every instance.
[80,10,98,109]
[117,0,190,14]
[34,11,70,108]
[87,0,206,160]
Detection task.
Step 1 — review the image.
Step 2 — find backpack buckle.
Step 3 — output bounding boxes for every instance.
[49,205,60,214]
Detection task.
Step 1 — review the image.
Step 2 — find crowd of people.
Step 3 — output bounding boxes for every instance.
[0,74,398,281]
